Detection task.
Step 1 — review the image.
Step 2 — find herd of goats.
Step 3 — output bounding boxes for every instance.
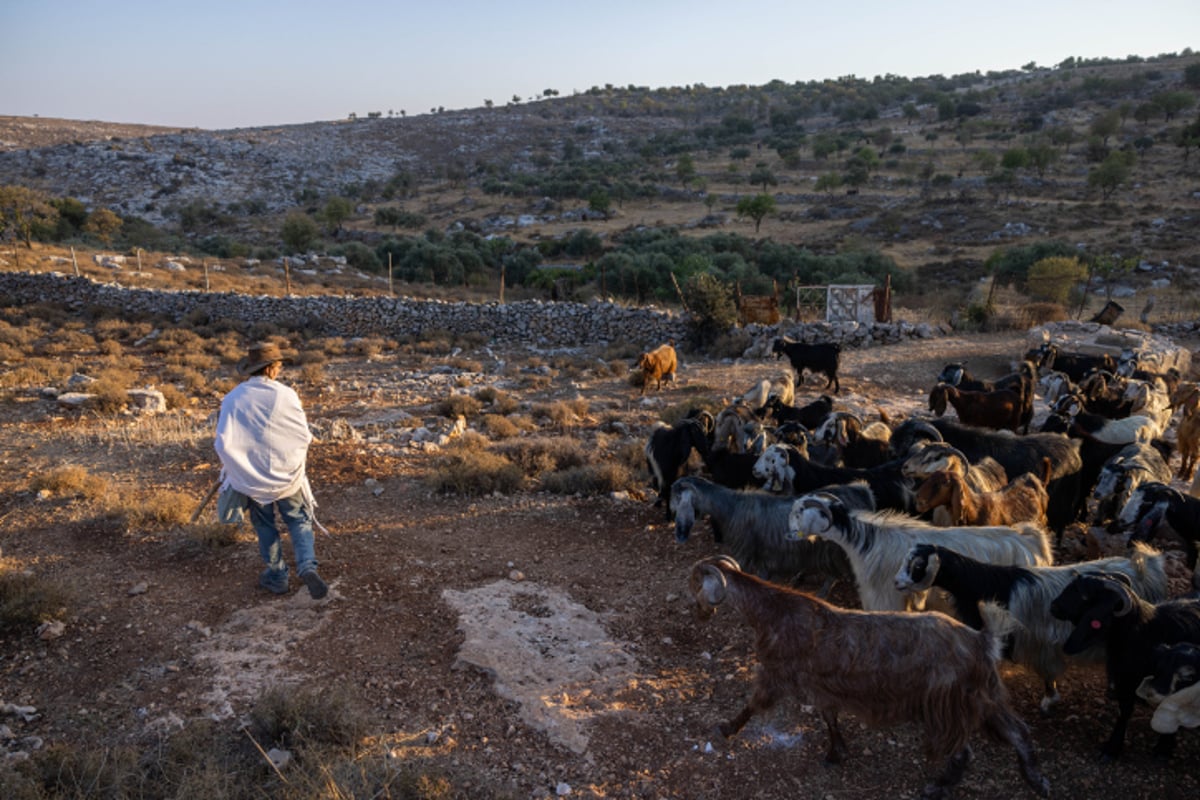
[637,336,1200,799]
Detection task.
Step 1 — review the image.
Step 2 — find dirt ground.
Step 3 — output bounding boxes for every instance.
[2,329,1199,799]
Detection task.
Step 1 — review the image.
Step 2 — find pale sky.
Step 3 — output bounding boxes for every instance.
[2,0,1195,130]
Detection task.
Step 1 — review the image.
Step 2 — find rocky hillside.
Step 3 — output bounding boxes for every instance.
[1,53,1199,312]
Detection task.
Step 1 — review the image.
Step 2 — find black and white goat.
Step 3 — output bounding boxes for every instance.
[895,542,1167,712]
[1050,574,1200,760]
[689,555,1050,799]
[788,492,1053,612]
[753,442,914,512]
[1139,642,1200,735]
[1118,481,1200,585]
[645,413,712,520]
[669,476,863,591]
[1089,441,1172,528]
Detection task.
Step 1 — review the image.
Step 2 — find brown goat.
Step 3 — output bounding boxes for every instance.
[689,556,1049,799]
[915,461,1051,527]
[636,341,677,395]
[928,383,1023,432]
[1177,403,1200,482]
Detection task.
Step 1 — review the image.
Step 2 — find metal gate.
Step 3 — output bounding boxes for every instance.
[792,284,877,323]
[826,285,876,323]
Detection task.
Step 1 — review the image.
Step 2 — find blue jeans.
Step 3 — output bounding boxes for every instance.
[249,492,317,587]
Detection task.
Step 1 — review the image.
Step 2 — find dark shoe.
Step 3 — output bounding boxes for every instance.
[258,568,289,594]
[300,570,328,600]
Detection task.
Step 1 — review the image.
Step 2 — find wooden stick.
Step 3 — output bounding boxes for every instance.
[190,479,221,524]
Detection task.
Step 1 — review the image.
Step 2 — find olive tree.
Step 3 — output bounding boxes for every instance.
[736,193,777,233]
[0,185,58,248]
[281,212,319,253]
[83,208,123,245]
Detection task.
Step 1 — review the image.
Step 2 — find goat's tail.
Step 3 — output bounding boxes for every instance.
[977,601,1020,664]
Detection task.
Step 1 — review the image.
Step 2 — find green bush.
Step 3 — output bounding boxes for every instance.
[684,273,738,346]
[1028,256,1088,304]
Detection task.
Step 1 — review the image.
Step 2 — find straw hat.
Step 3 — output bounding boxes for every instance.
[236,342,289,376]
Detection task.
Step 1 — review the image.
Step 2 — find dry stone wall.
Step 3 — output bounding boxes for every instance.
[3,271,947,350]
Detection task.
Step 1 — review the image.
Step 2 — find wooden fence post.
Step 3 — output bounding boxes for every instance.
[70,246,79,277]
[669,272,689,313]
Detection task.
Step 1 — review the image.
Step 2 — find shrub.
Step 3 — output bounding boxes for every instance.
[249,685,366,749]
[495,436,588,475]
[475,386,519,414]
[0,357,73,389]
[425,445,523,495]
[31,465,110,500]
[530,399,588,428]
[437,393,483,419]
[163,366,211,395]
[97,338,124,357]
[39,330,96,356]
[1019,301,1069,327]
[184,522,242,547]
[1028,256,1088,304]
[0,566,71,632]
[684,273,738,346]
[478,413,520,439]
[105,488,195,530]
[541,461,635,495]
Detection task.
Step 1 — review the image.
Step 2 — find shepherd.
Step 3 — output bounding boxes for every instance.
[214,341,329,599]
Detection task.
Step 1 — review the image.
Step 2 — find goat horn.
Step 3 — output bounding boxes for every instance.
[1111,582,1135,617]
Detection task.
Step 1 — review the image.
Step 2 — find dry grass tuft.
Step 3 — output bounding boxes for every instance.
[530,399,589,428]
[157,383,192,410]
[495,436,588,475]
[105,488,196,530]
[0,356,74,389]
[540,461,637,495]
[297,362,327,386]
[184,522,244,547]
[425,442,524,495]
[475,386,519,414]
[31,465,110,500]
[0,564,71,632]
[477,413,520,439]
[249,685,367,749]
[436,393,483,419]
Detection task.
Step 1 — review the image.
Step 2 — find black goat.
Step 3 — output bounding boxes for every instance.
[772,337,841,393]
[939,361,1036,432]
[1034,343,1117,383]
[1049,574,1200,760]
[765,393,833,430]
